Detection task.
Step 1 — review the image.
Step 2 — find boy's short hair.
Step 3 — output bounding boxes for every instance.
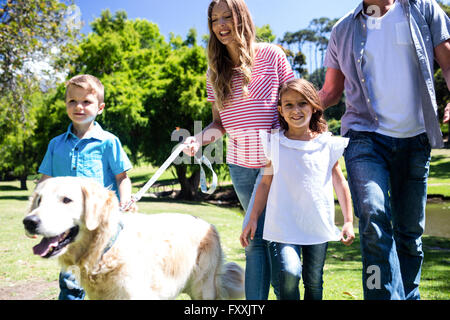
[65,74,104,104]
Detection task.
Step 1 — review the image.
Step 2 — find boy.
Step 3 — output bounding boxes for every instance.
[38,74,133,300]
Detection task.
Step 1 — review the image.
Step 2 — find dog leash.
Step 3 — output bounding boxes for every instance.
[120,142,217,211]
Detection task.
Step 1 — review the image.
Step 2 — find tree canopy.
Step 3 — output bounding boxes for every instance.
[1,2,448,193]
[0,0,79,188]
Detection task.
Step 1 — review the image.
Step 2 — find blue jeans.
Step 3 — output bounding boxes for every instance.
[59,271,85,300]
[269,242,328,300]
[344,130,430,300]
[228,164,274,300]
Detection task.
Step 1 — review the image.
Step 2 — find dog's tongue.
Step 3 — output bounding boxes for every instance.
[33,236,60,257]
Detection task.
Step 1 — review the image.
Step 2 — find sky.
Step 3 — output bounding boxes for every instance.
[73,0,362,42]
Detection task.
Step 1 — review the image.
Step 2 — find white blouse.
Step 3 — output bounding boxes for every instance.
[260,130,349,245]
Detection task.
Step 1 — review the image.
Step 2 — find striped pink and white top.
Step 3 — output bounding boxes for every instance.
[206,43,294,168]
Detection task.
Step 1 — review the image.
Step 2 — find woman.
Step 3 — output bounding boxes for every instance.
[184,0,294,299]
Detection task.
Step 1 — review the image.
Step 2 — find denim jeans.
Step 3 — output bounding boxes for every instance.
[228,164,274,300]
[269,242,328,300]
[344,130,430,300]
[59,271,85,300]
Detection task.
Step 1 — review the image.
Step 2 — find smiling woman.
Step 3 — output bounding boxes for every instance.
[182,0,295,300]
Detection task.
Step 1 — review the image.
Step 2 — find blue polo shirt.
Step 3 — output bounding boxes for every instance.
[39,122,132,199]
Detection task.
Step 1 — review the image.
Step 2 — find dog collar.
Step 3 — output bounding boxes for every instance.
[101,220,124,258]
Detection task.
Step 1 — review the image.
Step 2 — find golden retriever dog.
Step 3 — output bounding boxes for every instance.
[23,177,244,300]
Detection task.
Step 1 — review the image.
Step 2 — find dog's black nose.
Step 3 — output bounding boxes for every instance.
[23,215,41,234]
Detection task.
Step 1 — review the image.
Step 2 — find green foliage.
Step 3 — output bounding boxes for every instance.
[0,0,79,188]
[256,24,276,43]
[0,0,79,116]
[327,119,341,136]
[63,10,213,198]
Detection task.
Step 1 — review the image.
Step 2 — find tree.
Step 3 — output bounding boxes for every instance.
[279,31,308,77]
[256,24,276,43]
[142,36,212,200]
[69,10,213,199]
[0,0,79,119]
[0,0,79,188]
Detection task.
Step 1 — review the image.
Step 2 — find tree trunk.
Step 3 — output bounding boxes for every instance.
[20,175,28,190]
[175,165,200,200]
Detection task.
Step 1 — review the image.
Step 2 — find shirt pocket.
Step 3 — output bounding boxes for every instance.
[395,21,413,46]
[82,153,104,179]
[248,73,275,100]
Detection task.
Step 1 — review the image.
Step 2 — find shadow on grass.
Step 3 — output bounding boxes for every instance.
[326,234,450,297]
[0,196,30,201]
[0,185,22,191]
[430,155,450,179]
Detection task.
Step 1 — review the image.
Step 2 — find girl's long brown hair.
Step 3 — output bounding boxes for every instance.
[278,79,328,133]
[207,0,256,110]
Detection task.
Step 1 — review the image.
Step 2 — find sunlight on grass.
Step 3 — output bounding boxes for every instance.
[1,148,449,300]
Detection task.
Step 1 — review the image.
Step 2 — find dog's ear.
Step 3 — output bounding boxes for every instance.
[81,180,117,231]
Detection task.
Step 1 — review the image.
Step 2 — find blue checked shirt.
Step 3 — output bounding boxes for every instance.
[324,0,450,148]
[39,122,132,199]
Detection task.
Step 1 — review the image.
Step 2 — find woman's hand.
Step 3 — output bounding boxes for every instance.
[182,136,200,157]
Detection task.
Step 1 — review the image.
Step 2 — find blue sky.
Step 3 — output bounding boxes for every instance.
[74,0,361,41]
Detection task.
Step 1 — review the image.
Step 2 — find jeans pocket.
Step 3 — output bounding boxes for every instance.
[344,130,373,162]
[417,133,431,151]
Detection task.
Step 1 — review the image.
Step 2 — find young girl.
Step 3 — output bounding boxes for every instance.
[240,79,355,300]
[183,0,294,300]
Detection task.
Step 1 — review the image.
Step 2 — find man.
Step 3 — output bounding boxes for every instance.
[319,0,450,299]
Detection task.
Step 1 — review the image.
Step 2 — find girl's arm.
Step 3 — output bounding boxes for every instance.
[332,161,355,246]
[239,162,273,248]
[183,102,226,156]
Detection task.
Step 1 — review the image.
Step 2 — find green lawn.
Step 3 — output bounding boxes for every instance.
[0,172,449,299]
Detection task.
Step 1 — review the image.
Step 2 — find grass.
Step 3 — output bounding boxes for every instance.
[1,173,449,300]
[337,149,450,197]
[0,148,449,299]
[428,149,450,197]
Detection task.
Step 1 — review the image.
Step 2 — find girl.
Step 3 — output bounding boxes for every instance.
[240,79,355,300]
[183,0,294,299]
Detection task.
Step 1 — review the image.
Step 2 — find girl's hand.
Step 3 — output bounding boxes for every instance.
[340,222,355,246]
[182,136,200,156]
[240,219,257,248]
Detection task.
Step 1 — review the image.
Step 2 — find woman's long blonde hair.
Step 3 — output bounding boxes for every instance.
[207,0,256,110]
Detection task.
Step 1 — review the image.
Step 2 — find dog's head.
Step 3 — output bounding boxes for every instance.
[23,177,118,259]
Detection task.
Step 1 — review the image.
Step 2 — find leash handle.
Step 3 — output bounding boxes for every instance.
[194,154,217,195]
[120,141,218,211]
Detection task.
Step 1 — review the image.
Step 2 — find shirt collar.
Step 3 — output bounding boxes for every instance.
[64,122,106,142]
[353,0,410,19]
[353,2,365,19]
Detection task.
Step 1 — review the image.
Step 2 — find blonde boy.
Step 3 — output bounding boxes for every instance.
[38,74,133,299]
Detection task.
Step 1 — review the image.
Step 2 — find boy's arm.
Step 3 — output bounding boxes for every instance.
[115,171,133,211]
[332,161,355,246]
[239,163,273,248]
